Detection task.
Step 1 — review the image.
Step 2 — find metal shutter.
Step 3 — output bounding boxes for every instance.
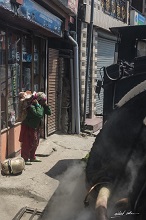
[47,48,59,135]
[96,37,115,115]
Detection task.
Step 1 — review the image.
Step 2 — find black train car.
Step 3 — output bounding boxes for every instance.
[103,25,146,122]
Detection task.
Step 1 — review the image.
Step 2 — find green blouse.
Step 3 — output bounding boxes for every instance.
[22,104,51,129]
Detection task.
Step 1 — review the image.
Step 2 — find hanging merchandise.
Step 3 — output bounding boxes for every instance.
[8,43,16,64]
[8,110,16,127]
[22,52,32,62]
[24,67,31,90]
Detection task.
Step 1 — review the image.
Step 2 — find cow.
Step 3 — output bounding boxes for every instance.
[85,81,146,220]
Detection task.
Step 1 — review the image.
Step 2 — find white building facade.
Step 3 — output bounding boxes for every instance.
[79,0,130,122]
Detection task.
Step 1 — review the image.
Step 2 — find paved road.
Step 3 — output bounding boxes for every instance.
[0,133,96,220]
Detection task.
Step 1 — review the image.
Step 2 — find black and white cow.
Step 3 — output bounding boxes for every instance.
[85,81,146,220]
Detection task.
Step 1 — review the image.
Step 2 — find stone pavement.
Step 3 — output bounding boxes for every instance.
[0,132,96,220]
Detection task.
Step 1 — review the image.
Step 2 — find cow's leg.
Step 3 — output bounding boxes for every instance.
[95,187,111,220]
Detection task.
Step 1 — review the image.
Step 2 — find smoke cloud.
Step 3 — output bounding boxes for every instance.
[42,162,96,220]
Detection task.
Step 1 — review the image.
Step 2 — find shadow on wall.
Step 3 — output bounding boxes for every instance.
[39,159,97,220]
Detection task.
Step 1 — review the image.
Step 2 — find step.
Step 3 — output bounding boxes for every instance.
[85,117,103,133]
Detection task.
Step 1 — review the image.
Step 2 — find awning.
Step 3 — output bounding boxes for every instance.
[0,2,62,38]
[110,25,146,40]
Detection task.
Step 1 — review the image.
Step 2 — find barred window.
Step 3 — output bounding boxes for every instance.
[1,30,6,129]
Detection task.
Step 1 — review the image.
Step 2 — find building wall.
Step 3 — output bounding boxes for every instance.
[79,0,128,120]
[84,0,128,30]
[79,22,88,119]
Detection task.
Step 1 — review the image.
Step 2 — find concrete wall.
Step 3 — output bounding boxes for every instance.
[79,0,128,120]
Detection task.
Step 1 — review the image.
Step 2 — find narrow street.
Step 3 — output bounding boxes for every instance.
[0,133,96,220]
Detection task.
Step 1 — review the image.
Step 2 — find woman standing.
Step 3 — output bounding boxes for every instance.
[19,92,51,165]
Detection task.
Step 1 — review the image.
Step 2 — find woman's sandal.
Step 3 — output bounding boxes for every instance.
[30,157,42,162]
[25,160,32,165]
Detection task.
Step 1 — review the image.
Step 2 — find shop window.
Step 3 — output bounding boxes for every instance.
[33,38,46,92]
[8,32,21,126]
[40,40,46,92]
[0,30,6,129]
[22,35,32,91]
[1,31,45,129]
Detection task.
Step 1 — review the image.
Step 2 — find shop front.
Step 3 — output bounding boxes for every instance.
[0,0,63,162]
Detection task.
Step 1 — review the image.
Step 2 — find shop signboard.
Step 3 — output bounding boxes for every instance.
[137,14,145,25]
[130,10,146,25]
[0,0,11,8]
[19,0,62,36]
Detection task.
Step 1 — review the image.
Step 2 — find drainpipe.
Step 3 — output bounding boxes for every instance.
[44,38,48,138]
[70,51,75,134]
[65,31,80,134]
[83,0,95,126]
